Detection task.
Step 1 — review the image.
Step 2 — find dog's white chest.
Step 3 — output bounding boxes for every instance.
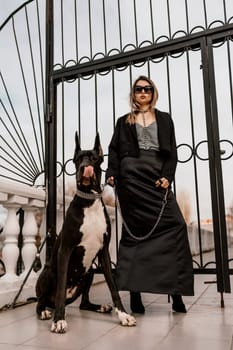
[79,199,107,270]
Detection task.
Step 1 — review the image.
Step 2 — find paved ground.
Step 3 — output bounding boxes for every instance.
[0,274,233,350]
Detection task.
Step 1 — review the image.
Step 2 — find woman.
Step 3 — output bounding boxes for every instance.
[106,76,194,314]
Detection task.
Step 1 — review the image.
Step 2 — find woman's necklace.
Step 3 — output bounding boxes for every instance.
[141,110,147,127]
[140,109,150,149]
[137,108,150,127]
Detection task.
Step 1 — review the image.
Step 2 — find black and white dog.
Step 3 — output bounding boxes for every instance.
[36,132,136,333]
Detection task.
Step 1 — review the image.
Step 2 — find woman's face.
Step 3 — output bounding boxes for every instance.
[134,79,154,106]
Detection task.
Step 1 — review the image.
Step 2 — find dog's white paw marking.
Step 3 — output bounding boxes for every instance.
[40,310,52,320]
[50,320,68,333]
[97,304,112,313]
[115,308,136,326]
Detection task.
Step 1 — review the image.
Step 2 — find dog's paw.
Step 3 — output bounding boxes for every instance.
[40,310,52,320]
[115,308,137,326]
[80,302,112,313]
[50,320,68,333]
[97,304,113,313]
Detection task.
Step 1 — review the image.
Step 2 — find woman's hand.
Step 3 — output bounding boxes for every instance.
[107,176,115,187]
[155,177,170,189]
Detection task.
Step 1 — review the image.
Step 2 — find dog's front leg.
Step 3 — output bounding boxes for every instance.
[36,267,53,320]
[51,247,70,334]
[79,269,112,313]
[100,243,136,326]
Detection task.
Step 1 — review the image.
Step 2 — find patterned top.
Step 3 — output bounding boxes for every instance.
[136,120,160,151]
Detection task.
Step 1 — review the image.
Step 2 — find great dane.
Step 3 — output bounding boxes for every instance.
[36,132,136,333]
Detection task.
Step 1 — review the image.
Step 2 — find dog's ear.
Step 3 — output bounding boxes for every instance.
[73,131,81,162]
[94,133,103,157]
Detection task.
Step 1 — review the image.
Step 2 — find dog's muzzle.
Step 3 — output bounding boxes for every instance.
[83,165,94,178]
[78,165,96,186]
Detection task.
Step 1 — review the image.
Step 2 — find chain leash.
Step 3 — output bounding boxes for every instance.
[115,187,169,241]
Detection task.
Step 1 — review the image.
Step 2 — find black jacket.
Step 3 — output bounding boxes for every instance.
[105,108,178,183]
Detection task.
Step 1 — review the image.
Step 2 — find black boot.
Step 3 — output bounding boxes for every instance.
[130,292,145,314]
[171,294,187,313]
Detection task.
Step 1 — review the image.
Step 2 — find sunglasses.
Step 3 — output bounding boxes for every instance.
[134,85,154,94]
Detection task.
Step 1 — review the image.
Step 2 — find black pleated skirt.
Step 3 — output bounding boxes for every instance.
[115,150,194,295]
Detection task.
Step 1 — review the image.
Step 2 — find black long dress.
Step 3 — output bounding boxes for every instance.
[115,149,194,296]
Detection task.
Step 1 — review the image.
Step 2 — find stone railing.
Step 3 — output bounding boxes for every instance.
[0,179,46,308]
[187,223,215,256]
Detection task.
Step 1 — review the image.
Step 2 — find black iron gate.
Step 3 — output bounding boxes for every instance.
[46,2,233,296]
[1,0,233,298]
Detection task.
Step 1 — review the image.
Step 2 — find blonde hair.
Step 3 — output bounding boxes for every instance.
[126,75,159,125]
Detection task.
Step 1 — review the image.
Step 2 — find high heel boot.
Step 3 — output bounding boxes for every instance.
[130,292,145,314]
[171,294,187,313]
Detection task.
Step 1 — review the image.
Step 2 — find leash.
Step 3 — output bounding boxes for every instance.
[0,233,49,312]
[115,186,169,242]
[9,233,48,309]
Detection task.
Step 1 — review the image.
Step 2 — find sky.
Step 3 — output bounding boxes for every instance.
[0,0,233,224]
[0,0,26,226]
[0,0,26,25]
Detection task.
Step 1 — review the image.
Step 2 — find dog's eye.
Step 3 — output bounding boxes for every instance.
[91,153,99,162]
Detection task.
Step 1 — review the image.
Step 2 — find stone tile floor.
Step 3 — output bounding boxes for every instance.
[0,275,233,350]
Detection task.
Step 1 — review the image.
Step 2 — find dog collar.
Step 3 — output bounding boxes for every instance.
[76,188,102,200]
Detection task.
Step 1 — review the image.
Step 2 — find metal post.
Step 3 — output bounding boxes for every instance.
[206,36,230,294]
[201,37,230,294]
[45,0,57,262]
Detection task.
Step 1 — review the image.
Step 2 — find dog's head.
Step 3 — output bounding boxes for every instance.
[73,132,103,192]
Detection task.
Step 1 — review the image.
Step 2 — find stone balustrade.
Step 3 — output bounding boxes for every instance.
[0,179,46,308]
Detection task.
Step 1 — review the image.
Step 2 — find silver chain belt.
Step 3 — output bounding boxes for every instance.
[116,187,169,241]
